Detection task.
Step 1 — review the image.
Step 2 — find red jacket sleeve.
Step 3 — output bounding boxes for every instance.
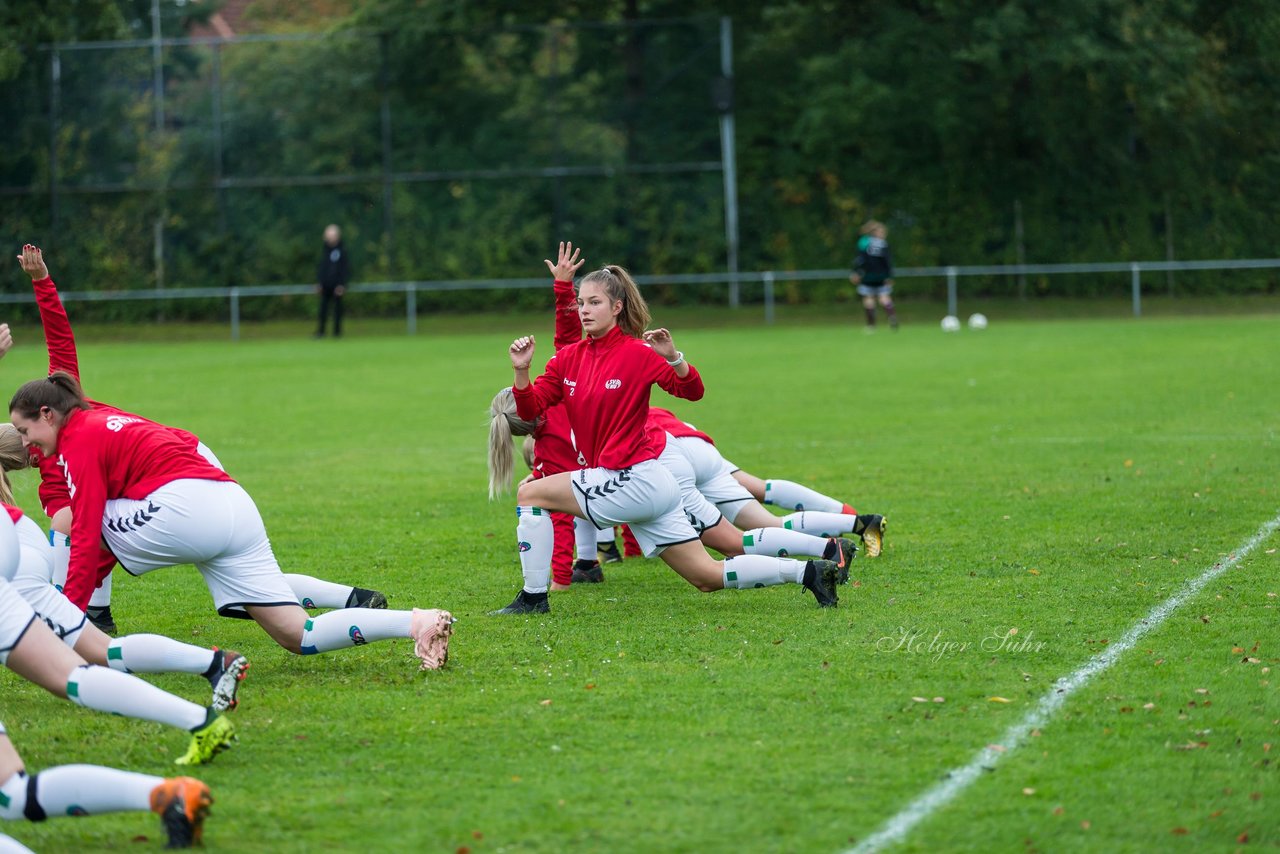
[63,446,110,612]
[655,360,704,402]
[513,352,567,422]
[32,276,81,379]
[552,279,581,352]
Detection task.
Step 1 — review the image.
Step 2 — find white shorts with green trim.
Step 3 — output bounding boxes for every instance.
[103,479,298,618]
[570,459,699,557]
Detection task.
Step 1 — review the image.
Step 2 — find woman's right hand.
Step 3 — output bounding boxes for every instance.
[510,335,537,370]
[544,241,585,282]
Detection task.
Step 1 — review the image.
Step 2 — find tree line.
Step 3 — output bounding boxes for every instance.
[1,0,1277,322]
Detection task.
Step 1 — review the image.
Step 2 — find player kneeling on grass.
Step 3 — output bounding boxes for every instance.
[0,513,233,766]
[493,250,847,614]
[0,720,211,850]
[8,373,454,676]
[8,244,389,638]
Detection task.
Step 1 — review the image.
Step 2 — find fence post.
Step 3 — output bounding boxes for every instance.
[718,16,740,309]
[1130,263,1141,317]
[229,287,240,341]
[406,282,417,335]
[946,266,958,318]
[762,271,774,325]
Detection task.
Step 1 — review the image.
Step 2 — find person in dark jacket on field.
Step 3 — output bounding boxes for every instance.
[315,224,350,338]
[850,219,898,332]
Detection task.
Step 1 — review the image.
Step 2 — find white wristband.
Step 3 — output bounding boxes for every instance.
[666,351,685,367]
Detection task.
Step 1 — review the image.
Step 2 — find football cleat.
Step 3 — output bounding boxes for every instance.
[597,539,623,564]
[570,559,605,584]
[410,608,455,671]
[206,648,249,713]
[490,590,550,616]
[824,538,857,574]
[802,559,842,608]
[175,713,236,767]
[87,605,117,635]
[149,776,212,848]
[855,515,886,558]
[346,587,388,609]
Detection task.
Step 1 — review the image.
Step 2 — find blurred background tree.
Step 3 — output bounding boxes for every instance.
[1,0,1277,318]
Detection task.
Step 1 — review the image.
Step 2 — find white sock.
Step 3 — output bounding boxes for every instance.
[741,527,830,558]
[574,516,600,561]
[5,765,158,819]
[50,532,70,591]
[517,506,553,594]
[0,835,33,854]
[780,511,858,537]
[106,635,217,675]
[722,554,805,588]
[763,480,843,512]
[66,665,207,731]
[299,609,412,654]
[88,572,112,609]
[285,574,355,609]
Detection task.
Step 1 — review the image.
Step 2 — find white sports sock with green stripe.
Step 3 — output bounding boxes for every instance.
[66,665,207,731]
[741,527,830,558]
[517,506,553,594]
[106,634,217,675]
[722,555,805,588]
[780,511,858,537]
[284,573,354,609]
[299,609,412,654]
[2,765,158,819]
[764,480,843,512]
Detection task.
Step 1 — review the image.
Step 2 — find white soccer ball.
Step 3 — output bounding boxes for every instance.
[940,315,961,332]
[968,313,988,330]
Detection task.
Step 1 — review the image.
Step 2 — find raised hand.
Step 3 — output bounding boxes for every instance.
[16,244,49,280]
[642,328,678,362]
[0,323,12,360]
[544,241,585,282]
[510,335,537,370]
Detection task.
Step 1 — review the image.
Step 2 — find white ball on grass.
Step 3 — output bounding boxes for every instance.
[941,315,961,332]
[968,313,988,330]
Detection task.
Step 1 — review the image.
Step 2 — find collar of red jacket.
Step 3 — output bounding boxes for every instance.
[585,324,627,349]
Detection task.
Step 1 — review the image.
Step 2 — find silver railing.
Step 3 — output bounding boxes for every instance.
[0,257,1276,340]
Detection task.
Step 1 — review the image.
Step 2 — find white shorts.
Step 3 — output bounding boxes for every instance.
[570,459,699,557]
[12,516,86,646]
[657,436,723,534]
[669,435,755,523]
[0,579,37,666]
[102,479,298,618]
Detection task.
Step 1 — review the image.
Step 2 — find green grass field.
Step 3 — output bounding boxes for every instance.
[2,307,1277,853]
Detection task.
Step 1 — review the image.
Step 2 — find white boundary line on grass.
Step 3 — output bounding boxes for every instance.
[845,511,1280,854]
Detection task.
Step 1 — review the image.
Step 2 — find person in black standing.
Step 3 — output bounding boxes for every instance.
[315,224,350,338]
[850,219,899,332]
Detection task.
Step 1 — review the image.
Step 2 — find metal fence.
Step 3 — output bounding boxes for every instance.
[0,257,1274,340]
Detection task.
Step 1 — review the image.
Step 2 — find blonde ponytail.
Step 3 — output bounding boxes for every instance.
[487,387,539,499]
